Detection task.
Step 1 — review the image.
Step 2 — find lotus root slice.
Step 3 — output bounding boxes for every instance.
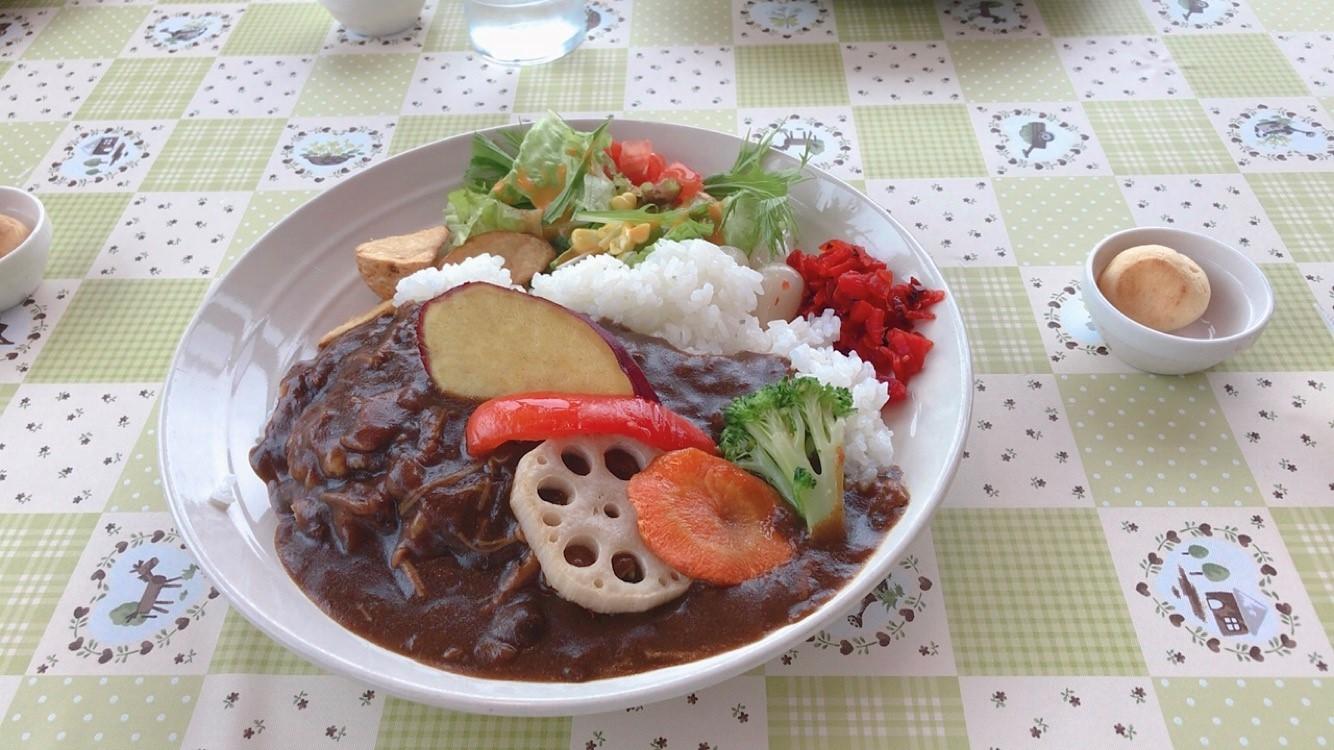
[509,436,691,613]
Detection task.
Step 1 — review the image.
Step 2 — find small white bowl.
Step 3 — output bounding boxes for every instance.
[1083,227,1273,375]
[318,0,425,37]
[0,187,52,312]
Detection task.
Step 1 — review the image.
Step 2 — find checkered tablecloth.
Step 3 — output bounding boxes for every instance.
[0,1,1331,748]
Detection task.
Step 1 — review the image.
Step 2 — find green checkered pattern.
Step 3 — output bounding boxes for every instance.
[1273,508,1334,641]
[737,45,850,108]
[222,2,330,56]
[0,515,98,673]
[767,677,969,750]
[390,114,510,155]
[424,0,470,52]
[374,699,572,749]
[934,509,1145,674]
[209,610,323,675]
[1084,100,1237,175]
[26,279,208,382]
[834,2,942,42]
[77,58,212,120]
[1034,0,1153,35]
[39,192,133,278]
[0,1,1330,745]
[1212,264,1334,371]
[1248,173,1334,263]
[514,48,626,113]
[855,104,986,178]
[143,118,285,192]
[1164,34,1309,98]
[942,266,1051,373]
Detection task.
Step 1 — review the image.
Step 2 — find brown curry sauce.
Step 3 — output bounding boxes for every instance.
[250,305,908,681]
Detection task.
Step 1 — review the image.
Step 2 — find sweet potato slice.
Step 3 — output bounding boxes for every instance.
[439,231,556,287]
[317,300,395,348]
[416,282,656,400]
[355,225,450,299]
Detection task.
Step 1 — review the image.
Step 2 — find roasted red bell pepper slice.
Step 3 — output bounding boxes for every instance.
[466,393,717,457]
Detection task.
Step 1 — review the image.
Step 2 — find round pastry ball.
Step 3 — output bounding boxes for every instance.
[1097,244,1211,332]
[0,214,29,259]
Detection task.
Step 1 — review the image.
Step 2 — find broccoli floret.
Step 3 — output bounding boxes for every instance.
[720,376,854,541]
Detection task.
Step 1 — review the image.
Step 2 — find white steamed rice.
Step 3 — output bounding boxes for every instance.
[392,239,894,477]
[762,310,892,482]
[393,253,516,306]
[531,239,771,355]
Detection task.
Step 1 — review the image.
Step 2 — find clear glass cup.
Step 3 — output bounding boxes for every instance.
[465,0,587,66]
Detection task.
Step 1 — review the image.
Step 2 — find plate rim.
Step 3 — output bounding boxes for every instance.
[159,117,973,715]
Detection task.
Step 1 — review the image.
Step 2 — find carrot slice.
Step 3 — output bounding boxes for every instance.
[628,448,793,586]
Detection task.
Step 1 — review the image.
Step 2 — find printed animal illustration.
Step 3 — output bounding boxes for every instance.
[108,558,183,626]
[1020,121,1054,158]
[1178,0,1209,22]
[771,130,825,156]
[163,22,210,44]
[969,1,1006,24]
[1254,117,1316,139]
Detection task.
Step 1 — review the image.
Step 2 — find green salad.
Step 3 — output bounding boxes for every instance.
[446,113,809,268]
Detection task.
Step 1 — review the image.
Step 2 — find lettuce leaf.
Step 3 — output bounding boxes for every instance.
[444,188,540,247]
[491,113,613,224]
[463,133,517,194]
[577,172,617,213]
[661,217,715,242]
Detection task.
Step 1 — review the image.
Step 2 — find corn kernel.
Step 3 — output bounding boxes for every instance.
[628,223,651,244]
[610,192,638,211]
[570,228,599,252]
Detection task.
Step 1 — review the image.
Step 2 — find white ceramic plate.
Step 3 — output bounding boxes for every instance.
[160,120,972,716]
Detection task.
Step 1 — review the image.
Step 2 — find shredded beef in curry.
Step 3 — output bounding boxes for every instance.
[250,305,908,681]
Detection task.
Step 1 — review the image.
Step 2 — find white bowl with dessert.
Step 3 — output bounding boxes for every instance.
[1084,227,1273,375]
[0,187,52,312]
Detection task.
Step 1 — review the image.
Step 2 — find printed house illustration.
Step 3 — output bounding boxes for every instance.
[1177,565,1269,636]
[92,136,120,156]
[1206,590,1268,635]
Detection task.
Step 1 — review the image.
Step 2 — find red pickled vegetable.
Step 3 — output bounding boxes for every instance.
[786,239,945,402]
